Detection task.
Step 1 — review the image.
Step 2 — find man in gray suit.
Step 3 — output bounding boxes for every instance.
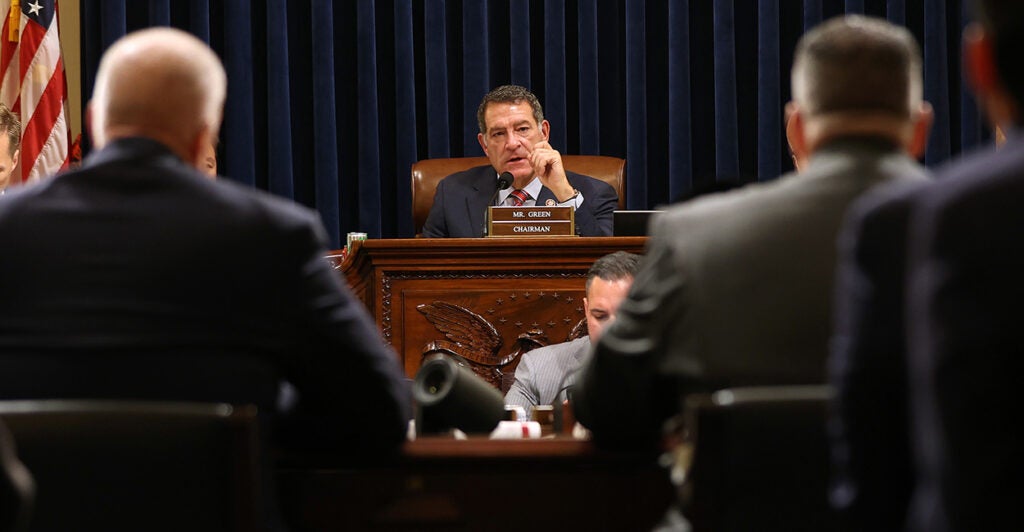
[504,251,640,409]
[575,15,933,451]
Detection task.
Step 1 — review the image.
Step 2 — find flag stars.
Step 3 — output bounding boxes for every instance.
[28,2,44,16]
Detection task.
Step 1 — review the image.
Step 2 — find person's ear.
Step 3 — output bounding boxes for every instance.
[11,148,18,168]
[907,102,934,159]
[477,132,489,155]
[583,296,590,316]
[188,126,212,171]
[85,102,99,148]
[540,120,550,142]
[785,102,808,169]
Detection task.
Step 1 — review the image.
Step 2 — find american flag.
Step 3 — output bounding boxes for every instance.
[0,0,70,185]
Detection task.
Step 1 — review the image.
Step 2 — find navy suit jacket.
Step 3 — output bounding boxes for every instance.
[830,178,930,531]
[906,133,1024,532]
[0,137,411,455]
[421,165,618,237]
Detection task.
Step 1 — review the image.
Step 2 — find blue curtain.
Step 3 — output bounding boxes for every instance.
[80,0,983,245]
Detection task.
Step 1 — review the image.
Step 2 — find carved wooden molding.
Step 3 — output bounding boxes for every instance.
[417,300,552,390]
[380,270,585,344]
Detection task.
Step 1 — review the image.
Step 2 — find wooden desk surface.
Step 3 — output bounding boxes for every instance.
[277,436,674,531]
[401,436,596,459]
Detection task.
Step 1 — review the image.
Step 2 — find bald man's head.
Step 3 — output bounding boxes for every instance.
[89,28,225,166]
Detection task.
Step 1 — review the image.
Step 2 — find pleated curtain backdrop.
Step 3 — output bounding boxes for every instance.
[80,0,984,245]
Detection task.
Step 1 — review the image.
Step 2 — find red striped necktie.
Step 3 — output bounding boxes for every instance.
[508,189,530,206]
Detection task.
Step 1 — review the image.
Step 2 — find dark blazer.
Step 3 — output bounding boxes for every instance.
[421,164,618,237]
[0,137,410,455]
[829,178,930,531]
[906,133,1024,532]
[574,138,928,451]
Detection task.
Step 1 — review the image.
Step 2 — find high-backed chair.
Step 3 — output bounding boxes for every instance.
[681,385,836,532]
[411,155,626,235]
[0,400,262,532]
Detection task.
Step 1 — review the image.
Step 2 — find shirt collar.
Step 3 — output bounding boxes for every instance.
[497,175,541,205]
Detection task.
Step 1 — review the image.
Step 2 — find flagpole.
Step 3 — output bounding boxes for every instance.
[7,0,18,42]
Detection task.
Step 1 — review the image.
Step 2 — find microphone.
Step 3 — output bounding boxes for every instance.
[412,354,505,435]
[482,172,514,236]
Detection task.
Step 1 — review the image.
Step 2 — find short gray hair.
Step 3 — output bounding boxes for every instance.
[91,27,226,148]
[792,15,922,118]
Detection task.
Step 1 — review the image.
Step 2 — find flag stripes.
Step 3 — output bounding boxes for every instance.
[0,0,70,186]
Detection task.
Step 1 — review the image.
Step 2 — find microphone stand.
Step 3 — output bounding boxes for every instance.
[482,172,513,237]
[551,365,584,434]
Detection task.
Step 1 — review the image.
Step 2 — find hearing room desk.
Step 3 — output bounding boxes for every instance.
[332,237,647,384]
[277,436,674,531]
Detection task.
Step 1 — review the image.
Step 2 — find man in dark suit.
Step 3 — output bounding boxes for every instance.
[905,2,1024,530]
[422,85,618,238]
[575,15,932,453]
[0,28,410,456]
[829,177,930,531]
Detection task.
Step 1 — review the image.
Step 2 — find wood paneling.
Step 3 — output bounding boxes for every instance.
[335,237,646,385]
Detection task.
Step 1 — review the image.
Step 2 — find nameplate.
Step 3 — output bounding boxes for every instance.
[487,206,575,237]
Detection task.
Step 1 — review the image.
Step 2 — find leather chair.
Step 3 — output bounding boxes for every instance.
[411,155,626,235]
[680,385,837,532]
[0,400,262,532]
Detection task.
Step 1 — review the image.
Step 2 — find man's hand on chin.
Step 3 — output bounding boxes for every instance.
[524,138,574,201]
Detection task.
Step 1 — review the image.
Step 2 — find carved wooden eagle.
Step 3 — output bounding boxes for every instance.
[416,301,513,367]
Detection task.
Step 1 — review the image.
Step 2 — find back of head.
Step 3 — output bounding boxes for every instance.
[792,15,921,120]
[586,251,641,293]
[90,27,226,153]
[974,0,1024,113]
[476,85,545,134]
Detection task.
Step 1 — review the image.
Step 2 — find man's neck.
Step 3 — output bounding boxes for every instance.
[803,112,913,156]
[101,127,195,166]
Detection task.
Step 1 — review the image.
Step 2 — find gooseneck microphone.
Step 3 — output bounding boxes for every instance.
[412,354,505,435]
[482,172,514,236]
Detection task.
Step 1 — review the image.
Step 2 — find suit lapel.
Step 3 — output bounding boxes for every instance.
[535,187,555,206]
[535,172,577,206]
